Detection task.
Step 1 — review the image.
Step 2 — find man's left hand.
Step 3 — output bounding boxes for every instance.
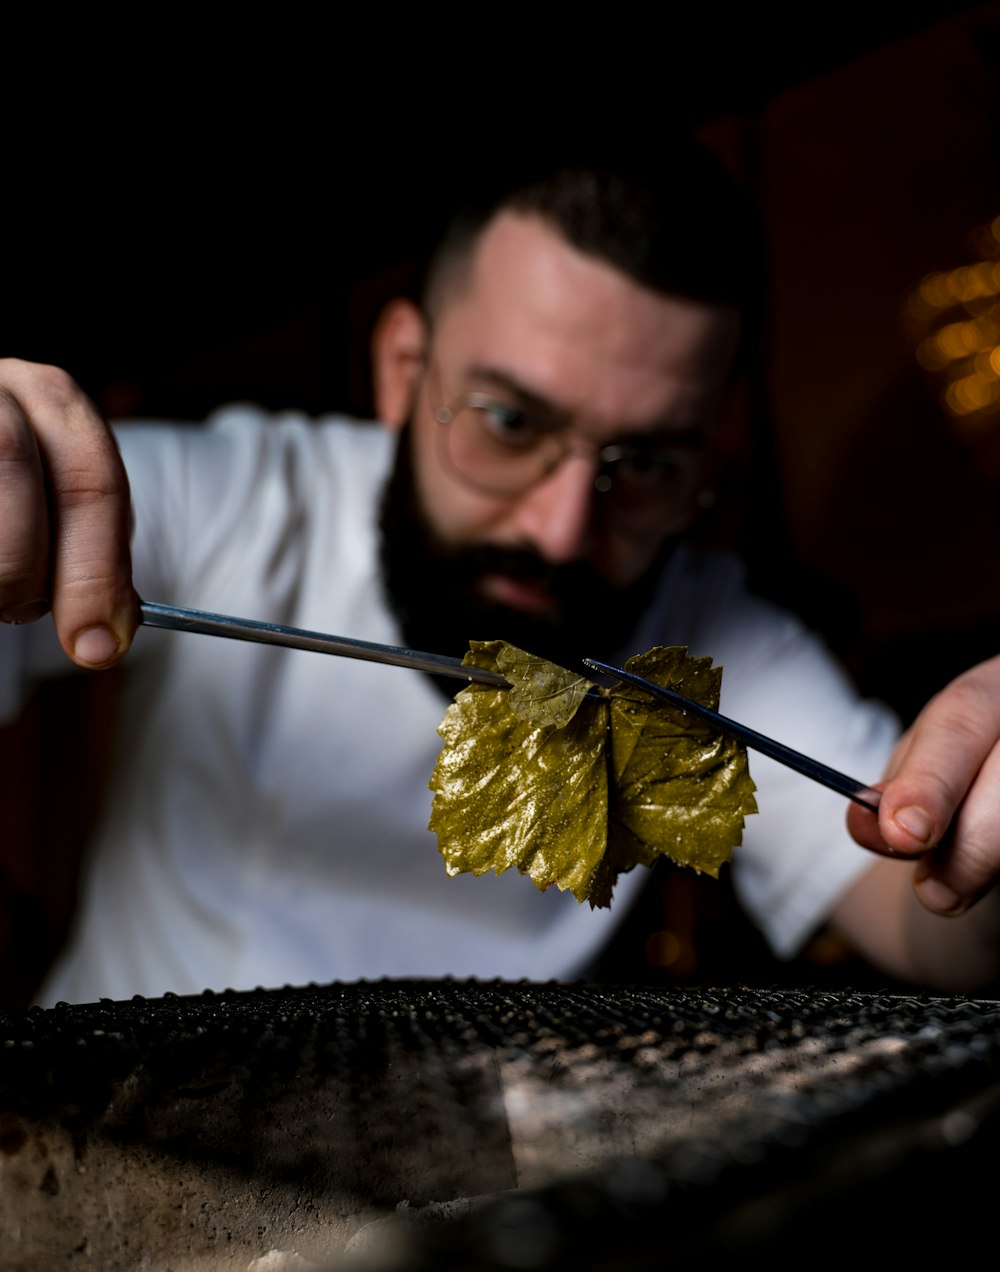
[847,653,1000,916]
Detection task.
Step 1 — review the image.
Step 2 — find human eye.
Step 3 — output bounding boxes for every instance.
[608,444,693,493]
[466,395,548,452]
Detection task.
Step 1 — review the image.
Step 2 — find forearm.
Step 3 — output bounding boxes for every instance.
[832,857,1000,993]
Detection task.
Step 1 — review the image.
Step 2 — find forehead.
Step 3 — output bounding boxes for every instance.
[429,211,740,431]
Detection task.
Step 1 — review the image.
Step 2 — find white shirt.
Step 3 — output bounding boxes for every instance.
[0,407,899,1004]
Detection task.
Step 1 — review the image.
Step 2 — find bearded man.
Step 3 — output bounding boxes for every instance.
[3,140,1000,1005]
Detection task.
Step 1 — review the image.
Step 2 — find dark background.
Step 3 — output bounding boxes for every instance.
[3,4,1000,1002]
[8,5,998,690]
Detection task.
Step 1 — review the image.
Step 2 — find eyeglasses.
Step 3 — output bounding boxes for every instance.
[431,384,707,529]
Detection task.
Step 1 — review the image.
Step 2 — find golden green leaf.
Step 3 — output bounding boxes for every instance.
[496,642,592,727]
[428,641,757,908]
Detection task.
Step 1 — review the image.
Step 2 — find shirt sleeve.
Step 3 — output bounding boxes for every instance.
[725,637,900,958]
[636,548,901,959]
[717,589,899,957]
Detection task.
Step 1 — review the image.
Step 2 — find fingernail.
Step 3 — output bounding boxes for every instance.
[0,598,51,624]
[915,875,964,915]
[894,805,935,846]
[72,626,121,667]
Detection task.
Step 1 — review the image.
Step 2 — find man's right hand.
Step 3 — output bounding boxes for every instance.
[0,359,137,667]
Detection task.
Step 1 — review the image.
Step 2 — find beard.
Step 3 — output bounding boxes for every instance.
[377,424,673,700]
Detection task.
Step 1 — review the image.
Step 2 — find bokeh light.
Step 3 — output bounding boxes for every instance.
[905,216,1000,451]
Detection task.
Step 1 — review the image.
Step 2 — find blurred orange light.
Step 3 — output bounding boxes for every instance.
[906,215,1000,447]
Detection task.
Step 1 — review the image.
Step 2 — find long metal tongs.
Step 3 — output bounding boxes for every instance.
[582,658,881,813]
[138,600,510,687]
[138,601,881,813]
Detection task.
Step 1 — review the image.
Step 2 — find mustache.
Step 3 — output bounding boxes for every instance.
[432,541,604,604]
[377,420,675,692]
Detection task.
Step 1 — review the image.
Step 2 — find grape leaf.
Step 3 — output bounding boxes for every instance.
[428,641,757,908]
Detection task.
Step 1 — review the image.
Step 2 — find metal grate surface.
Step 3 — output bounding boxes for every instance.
[2,979,1000,1269]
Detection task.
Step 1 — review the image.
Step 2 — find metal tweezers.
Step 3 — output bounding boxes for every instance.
[583,657,881,813]
[139,601,881,813]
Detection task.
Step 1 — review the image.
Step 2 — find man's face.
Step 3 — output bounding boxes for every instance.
[379,211,741,673]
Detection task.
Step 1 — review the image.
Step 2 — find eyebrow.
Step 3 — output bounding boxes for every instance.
[465,365,564,418]
[463,363,709,449]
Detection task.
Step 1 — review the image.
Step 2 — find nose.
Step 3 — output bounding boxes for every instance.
[509,452,598,565]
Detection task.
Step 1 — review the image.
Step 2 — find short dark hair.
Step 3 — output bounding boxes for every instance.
[421,135,766,364]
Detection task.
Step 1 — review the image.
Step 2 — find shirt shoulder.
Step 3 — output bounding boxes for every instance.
[115,406,392,511]
[114,408,394,598]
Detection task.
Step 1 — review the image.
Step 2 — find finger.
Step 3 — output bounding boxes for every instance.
[1,360,137,666]
[0,386,51,620]
[845,782,910,857]
[846,726,922,856]
[873,658,1000,856]
[912,738,1000,915]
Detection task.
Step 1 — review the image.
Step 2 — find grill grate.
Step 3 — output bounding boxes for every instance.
[2,980,1000,1268]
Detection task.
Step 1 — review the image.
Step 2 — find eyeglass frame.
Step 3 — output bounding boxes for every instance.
[424,366,713,529]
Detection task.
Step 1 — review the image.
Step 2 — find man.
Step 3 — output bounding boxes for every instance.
[2,142,1000,1004]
